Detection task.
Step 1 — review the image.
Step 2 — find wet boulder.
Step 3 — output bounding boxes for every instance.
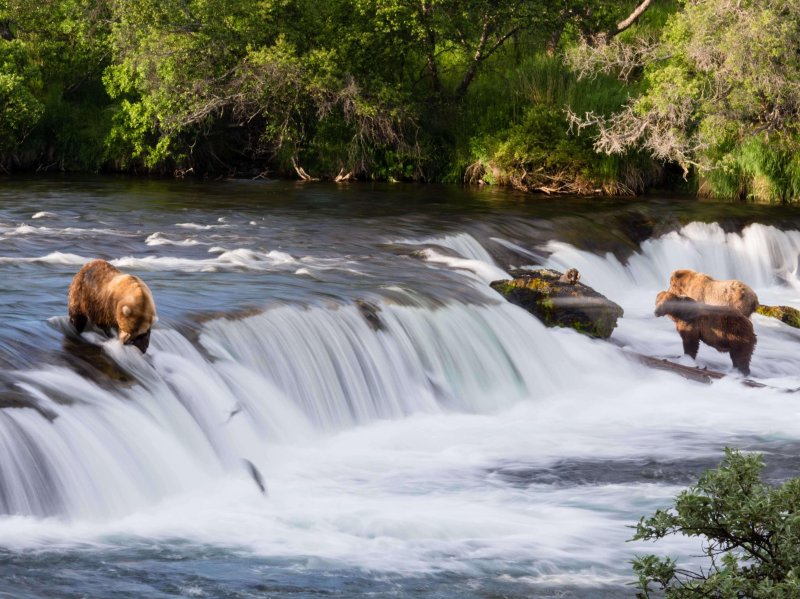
[756,304,800,329]
[490,268,623,339]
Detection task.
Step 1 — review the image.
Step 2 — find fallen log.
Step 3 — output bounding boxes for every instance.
[334,168,354,182]
[628,351,768,389]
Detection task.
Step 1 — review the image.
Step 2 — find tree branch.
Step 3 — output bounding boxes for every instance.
[455,11,523,100]
[610,0,654,37]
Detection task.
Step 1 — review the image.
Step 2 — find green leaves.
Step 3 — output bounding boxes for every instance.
[571,0,800,200]
[0,40,43,151]
[0,0,676,184]
[632,448,800,598]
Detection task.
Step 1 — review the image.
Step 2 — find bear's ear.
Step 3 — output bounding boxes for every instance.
[122,305,132,317]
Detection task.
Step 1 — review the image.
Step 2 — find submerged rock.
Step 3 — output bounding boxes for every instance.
[757,304,800,329]
[490,268,623,339]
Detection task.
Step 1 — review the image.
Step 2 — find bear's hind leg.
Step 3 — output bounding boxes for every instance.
[730,346,753,377]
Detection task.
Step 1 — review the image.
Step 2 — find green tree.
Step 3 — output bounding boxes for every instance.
[104,0,427,177]
[0,37,43,157]
[633,448,800,598]
[0,0,113,170]
[568,0,800,201]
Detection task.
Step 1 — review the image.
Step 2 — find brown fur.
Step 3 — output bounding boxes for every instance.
[68,260,157,353]
[668,269,758,316]
[654,291,756,376]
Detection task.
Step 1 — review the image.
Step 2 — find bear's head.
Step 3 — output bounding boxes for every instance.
[655,290,704,321]
[668,269,697,294]
[654,290,678,317]
[116,277,157,352]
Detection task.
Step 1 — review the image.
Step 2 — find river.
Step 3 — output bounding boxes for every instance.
[1,176,799,598]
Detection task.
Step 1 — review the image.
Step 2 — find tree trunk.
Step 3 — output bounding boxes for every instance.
[420,1,442,95]
[546,21,565,56]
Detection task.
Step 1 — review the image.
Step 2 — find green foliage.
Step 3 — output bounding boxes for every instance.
[0,0,672,188]
[0,0,112,170]
[702,138,800,203]
[457,53,659,194]
[103,0,428,176]
[632,448,800,598]
[0,40,43,152]
[573,0,800,201]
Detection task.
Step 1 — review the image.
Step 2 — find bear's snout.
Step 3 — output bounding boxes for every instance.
[127,329,151,353]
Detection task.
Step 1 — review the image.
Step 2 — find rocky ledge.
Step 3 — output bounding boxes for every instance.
[490,268,623,339]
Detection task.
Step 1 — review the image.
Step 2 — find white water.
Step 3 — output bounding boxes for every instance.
[2,221,800,587]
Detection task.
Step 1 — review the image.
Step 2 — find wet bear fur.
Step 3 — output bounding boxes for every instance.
[68,260,157,353]
[654,291,756,376]
[668,269,758,316]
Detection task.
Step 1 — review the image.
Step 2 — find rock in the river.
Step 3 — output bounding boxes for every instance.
[756,304,800,329]
[490,268,623,338]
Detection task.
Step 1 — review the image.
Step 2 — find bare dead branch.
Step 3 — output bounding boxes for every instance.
[611,0,654,37]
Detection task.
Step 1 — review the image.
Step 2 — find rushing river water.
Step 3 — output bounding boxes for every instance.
[1,177,800,598]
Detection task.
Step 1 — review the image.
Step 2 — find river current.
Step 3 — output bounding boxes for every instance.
[1,177,800,598]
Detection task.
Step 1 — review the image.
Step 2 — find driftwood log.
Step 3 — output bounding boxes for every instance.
[629,352,768,389]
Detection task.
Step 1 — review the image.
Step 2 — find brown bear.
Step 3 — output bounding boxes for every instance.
[654,291,756,376]
[668,269,758,316]
[68,260,157,353]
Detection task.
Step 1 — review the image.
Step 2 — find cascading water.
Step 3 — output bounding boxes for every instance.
[0,298,580,520]
[545,222,800,309]
[1,180,800,598]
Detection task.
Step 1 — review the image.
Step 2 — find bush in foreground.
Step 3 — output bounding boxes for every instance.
[632,448,800,598]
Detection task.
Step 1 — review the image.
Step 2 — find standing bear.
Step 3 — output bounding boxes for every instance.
[668,269,758,316]
[68,260,158,353]
[654,291,756,376]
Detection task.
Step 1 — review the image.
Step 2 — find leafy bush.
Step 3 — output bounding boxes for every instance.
[633,448,800,598]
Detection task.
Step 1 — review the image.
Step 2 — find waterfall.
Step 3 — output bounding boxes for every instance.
[8,219,800,521]
[0,296,584,519]
[545,222,800,313]
[200,301,575,428]
[403,232,497,264]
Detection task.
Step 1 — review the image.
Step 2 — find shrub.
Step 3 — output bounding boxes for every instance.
[632,448,800,598]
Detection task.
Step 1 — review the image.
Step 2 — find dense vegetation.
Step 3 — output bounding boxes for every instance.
[1,0,799,200]
[633,449,800,597]
[570,0,800,202]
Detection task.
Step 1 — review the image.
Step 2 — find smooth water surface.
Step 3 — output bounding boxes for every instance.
[1,176,800,598]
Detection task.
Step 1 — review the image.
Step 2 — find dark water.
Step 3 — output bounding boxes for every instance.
[1,176,800,598]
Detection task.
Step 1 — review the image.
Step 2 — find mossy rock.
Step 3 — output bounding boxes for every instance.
[756,304,800,329]
[490,268,623,339]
